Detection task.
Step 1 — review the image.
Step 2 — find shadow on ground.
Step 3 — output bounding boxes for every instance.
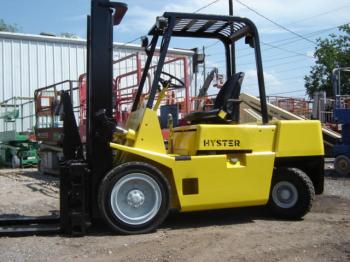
[87,205,299,237]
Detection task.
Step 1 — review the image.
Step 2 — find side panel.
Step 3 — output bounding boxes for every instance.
[275,120,324,157]
[196,124,276,152]
[110,142,275,212]
[173,152,275,212]
[173,124,276,155]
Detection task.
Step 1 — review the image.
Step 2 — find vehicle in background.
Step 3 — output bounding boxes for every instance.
[34,80,79,174]
[332,67,350,175]
[0,97,38,168]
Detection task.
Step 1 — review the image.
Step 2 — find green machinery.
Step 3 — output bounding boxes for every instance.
[0,97,39,168]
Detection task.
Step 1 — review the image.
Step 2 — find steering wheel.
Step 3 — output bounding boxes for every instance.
[159,71,185,89]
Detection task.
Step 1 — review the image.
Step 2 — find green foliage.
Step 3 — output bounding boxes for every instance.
[305,24,350,98]
[0,19,20,32]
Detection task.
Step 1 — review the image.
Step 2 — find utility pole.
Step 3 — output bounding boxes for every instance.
[194,64,198,97]
[229,0,236,74]
[202,45,206,87]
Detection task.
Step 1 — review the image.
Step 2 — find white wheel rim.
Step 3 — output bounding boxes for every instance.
[272,181,298,208]
[110,173,162,225]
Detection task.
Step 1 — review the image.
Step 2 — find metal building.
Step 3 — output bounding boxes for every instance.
[0,31,194,132]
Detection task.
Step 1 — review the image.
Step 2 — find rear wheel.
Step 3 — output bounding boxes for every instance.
[98,162,170,234]
[334,155,350,176]
[268,168,315,219]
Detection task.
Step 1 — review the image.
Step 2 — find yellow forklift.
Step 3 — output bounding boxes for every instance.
[99,13,324,233]
[0,0,324,236]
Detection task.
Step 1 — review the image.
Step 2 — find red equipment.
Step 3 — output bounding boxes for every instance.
[78,52,191,141]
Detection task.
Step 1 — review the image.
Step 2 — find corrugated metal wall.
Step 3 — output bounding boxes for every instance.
[0,32,86,101]
[0,32,193,133]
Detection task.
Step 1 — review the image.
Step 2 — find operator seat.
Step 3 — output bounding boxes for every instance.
[184,72,245,124]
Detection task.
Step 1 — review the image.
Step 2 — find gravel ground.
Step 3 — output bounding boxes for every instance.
[0,167,349,262]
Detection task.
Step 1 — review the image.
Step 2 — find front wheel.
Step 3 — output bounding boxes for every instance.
[98,162,171,234]
[268,167,315,219]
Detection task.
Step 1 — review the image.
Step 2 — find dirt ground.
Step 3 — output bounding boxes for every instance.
[0,166,349,262]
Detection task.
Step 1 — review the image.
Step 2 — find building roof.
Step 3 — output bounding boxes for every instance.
[0,31,194,56]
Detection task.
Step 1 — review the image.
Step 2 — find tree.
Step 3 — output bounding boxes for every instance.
[0,19,20,32]
[305,24,350,98]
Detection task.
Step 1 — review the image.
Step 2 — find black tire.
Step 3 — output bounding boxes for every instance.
[38,160,42,173]
[98,161,171,234]
[11,155,20,168]
[334,155,350,176]
[268,167,315,219]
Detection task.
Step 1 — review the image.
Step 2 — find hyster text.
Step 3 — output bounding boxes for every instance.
[203,139,240,147]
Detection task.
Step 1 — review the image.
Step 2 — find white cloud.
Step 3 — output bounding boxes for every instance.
[242,69,281,92]
[205,59,223,70]
[118,6,159,33]
[306,50,315,58]
[240,68,308,96]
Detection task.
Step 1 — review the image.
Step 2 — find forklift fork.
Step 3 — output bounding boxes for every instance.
[0,92,88,236]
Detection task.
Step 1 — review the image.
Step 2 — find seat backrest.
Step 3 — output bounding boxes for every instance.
[213,72,245,110]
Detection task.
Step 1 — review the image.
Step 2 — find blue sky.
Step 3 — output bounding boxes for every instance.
[1,0,349,98]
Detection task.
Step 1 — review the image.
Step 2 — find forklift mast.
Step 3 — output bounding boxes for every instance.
[86,0,127,219]
[58,0,128,235]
